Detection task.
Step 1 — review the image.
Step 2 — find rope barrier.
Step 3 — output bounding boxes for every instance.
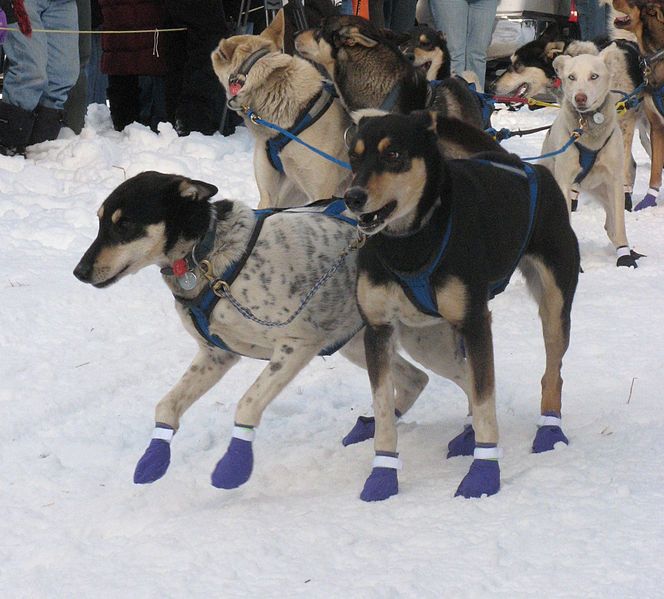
[0,26,187,34]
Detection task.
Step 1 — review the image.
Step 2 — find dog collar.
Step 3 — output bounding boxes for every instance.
[161,206,219,289]
[228,47,272,97]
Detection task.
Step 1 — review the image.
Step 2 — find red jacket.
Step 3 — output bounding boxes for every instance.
[99,0,169,76]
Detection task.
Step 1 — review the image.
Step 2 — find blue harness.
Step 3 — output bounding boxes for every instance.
[380,161,539,317]
[266,88,335,174]
[572,130,614,185]
[650,83,664,118]
[175,199,358,358]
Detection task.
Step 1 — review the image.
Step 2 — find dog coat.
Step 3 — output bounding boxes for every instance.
[376,159,539,317]
[176,199,360,357]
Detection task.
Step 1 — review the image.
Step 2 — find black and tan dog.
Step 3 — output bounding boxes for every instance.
[344,111,580,501]
[294,15,485,131]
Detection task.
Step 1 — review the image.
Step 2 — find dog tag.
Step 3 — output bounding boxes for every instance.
[593,112,605,124]
[178,271,198,290]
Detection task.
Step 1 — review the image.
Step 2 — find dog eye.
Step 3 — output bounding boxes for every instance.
[568,74,576,81]
[384,150,401,161]
[590,73,599,80]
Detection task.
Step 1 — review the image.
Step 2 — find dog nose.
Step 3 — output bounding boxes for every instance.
[344,186,368,212]
[73,260,92,282]
[575,92,587,105]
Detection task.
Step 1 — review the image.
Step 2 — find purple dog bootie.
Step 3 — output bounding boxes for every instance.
[360,453,401,502]
[211,425,255,489]
[134,423,174,484]
[342,410,401,446]
[455,445,501,498]
[634,188,658,211]
[532,412,569,453]
[447,416,475,458]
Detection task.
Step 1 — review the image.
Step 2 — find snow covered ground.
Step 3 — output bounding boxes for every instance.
[1,104,663,598]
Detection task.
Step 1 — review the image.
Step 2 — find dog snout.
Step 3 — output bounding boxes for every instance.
[73,259,93,283]
[574,92,588,106]
[344,186,368,212]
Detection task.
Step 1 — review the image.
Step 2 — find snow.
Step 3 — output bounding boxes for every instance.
[1,103,663,598]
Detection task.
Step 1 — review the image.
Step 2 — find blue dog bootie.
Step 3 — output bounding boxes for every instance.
[360,453,402,502]
[342,410,401,446]
[455,445,501,498]
[134,423,174,484]
[634,187,658,211]
[447,416,475,458]
[532,412,569,453]
[211,425,255,489]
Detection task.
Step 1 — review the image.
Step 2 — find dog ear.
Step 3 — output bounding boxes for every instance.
[179,179,218,201]
[260,8,285,51]
[552,54,570,77]
[599,43,622,79]
[336,26,379,48]
[543,41,566,61]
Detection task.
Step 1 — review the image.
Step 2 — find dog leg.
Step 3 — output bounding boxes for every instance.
[211,342,320,490]
[619,112,636,211]
[134,348,240,484]
[339,332,430,447]
[398,323,475,457]
[635,110,664,210]
[520,256,573,453]
[454,309,501,499]
[254,144,284,209]
[360,324,401,502]
[602,181,640,268]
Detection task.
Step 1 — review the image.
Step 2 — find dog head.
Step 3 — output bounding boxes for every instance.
[400,25,450,81]
[553,49,616,113]
[211,9,285,98]
[613,0,664,53]
[294,15,384,75]
[612,0,644,35]
[491,23,564,96]
[74,172,218,288]
[344,111,443,235]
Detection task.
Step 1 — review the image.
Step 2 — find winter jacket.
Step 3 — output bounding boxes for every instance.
[99,0,169,76]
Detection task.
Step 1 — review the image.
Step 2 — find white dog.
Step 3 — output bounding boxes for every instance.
[541,47,641,267]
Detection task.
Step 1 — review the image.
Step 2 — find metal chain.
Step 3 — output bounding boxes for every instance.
[200,232,365,328]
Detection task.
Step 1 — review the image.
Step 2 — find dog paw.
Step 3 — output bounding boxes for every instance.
[360,467,399,502]
[454,459,500,498]
[625,191,633,212]
[134,439,171,484]
[342,416,375,446]
[616,249,643,268]
[211,438,253,489]
[634,192,657,211]
[447,425,475,458]
[532,425,569,453]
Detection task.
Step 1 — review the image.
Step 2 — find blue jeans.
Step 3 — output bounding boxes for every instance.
[2,0,79,111]
[429,0,498,90]
[576,0,609,41]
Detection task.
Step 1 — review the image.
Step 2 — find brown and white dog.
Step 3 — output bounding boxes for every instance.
[211,10,352,208]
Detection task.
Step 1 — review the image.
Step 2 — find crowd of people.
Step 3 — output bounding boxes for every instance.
[0,0,612,157]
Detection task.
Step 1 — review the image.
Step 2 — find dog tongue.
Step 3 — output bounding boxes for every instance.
[229,82,243,97]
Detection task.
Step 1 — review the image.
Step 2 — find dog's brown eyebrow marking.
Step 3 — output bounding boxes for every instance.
[97,206,104,219]
[111,209,123,224]
[419,34,429,44]
[378,137,391,153]
[354,139,365,155]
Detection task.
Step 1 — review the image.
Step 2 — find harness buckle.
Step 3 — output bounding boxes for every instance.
[211,279,230,298]
[198,259,217,283]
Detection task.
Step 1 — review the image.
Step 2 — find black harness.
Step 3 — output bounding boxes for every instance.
[170,200,359,358]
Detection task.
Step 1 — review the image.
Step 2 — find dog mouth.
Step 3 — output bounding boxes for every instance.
[417,61,432,73]
[614,14,632,29]
[510,82,529,97]
[92,264,130,288]
[356,201,397,234]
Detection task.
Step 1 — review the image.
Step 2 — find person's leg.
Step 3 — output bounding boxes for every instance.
[368,0,384,28]
[64,0,92,133]
[385,0,416,33]
[576,0,608,41]
[465,0,497,90]
[429,0,469,77]
[106,75,141,131]
[41,0,80,110]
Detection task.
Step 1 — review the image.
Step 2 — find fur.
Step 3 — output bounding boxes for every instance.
[344,111,580,498]
[211,10,351,208]
[73,171,475,491]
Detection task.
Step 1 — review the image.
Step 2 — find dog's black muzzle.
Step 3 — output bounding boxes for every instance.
[73,259,92,283]
[344,186,368,212]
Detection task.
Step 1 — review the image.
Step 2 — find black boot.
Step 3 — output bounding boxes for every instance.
[0,102,35,156]
[29,105,64,145]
